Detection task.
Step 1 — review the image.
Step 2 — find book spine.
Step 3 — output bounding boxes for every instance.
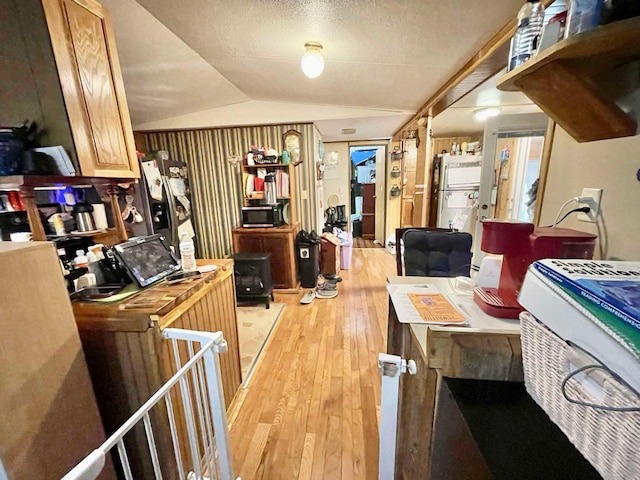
[533,262,640,333]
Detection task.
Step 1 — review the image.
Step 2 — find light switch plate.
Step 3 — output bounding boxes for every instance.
[578,187,603,222]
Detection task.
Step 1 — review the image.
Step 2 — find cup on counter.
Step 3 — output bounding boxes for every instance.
[91,203,109,230]
[10,232,32,242]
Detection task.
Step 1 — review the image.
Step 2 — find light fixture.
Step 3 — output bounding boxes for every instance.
[474,107,501,121]
[301,41,324,78]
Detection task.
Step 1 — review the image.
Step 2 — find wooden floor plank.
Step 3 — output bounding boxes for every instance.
[229,248,396,479]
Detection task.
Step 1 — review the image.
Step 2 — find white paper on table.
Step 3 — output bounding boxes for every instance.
[178,218,195,239]
[141,161,163,201]
[451,212,469,231]
[386,283,468,325]
[386,283,440,295]
[447,191,469,208]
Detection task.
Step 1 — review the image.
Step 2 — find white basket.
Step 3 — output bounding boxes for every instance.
[520,312,640,480]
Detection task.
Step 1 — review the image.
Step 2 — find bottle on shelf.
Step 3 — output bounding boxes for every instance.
[73,249,89,268]
[508,0,545,72]
[179,232,197,272]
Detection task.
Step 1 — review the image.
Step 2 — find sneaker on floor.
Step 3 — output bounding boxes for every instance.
[316,289,338,299]
[324,274,343,283]
[300,290,316,304]
[316,281,337,291]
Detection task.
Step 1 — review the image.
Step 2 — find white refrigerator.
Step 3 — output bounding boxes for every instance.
[437,154,482,233]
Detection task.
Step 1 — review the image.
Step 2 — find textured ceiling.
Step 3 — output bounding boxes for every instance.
[104,0,527,138]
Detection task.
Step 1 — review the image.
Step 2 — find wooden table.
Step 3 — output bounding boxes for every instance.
[73,259,241,479]
[387,276,521,480]
[387,276,602,480]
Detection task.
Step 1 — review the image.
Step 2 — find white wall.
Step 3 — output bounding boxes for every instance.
[322,142,351,229]
[313,125,325,232]
[539,128,640,261]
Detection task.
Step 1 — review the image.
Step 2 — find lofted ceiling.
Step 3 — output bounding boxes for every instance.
[103,0,527,140]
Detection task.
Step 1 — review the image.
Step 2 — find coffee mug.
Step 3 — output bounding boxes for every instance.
[10,232,32,242]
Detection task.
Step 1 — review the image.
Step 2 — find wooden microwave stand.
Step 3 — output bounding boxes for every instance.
[72,259,241,479]
[232,223,300,292]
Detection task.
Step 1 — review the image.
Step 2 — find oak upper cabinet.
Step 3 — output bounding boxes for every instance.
[42,0,140,177]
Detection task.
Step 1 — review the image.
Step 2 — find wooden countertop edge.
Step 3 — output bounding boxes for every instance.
[73,259,233,331]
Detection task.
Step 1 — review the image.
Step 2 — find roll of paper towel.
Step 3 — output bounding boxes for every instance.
[91,203,108,230]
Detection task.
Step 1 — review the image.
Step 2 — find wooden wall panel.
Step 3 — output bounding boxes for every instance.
[77,265,240,479]
[161,270,241,408]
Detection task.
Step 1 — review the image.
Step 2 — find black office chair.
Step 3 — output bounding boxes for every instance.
[395,227,452,275]
[401,229,472,277]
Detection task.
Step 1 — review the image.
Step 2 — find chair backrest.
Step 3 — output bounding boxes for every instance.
[401,229,472,277]
[395,227,452,275]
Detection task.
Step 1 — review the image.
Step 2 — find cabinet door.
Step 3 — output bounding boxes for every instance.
[234,233,264,253]
[262,234,294,289]
[42,0,140,178]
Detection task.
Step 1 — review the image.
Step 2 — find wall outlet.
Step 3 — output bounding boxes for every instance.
[578,187,603,222]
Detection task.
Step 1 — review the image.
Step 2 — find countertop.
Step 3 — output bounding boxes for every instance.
[72,259,233,331]
[387,275,520,357]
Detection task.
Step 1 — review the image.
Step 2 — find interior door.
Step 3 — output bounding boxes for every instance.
[362,183,376,237]
[375,146,386,244]
[473,113,549,267]
[43,0,139,178]
[402,139,417,227]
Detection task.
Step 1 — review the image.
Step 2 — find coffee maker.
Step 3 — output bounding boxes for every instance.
[474,219,597,318]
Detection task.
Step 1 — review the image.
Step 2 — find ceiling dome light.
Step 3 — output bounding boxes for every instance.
[474,107,501,121]
[301,41,324,78]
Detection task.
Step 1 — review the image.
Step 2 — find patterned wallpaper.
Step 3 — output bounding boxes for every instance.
[143,123,319,259]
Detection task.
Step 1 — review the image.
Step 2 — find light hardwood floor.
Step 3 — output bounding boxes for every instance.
[228,248,396,479]
[352,237,382,248]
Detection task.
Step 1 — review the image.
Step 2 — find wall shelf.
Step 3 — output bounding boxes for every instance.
[0,175,133,190]
[497,17,640,142]
[0,175,130,242]
[242,164,292,169]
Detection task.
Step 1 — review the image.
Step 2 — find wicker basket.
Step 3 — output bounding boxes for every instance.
[520,312,640,479]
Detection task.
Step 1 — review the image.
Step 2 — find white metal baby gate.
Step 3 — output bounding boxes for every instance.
[62,328,238,480]
[378,353,416,480]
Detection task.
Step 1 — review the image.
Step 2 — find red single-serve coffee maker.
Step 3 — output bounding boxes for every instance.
[473,219,597,319]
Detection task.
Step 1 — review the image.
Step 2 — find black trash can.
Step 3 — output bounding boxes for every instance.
[353,219,363,237]
[296,231,320,288]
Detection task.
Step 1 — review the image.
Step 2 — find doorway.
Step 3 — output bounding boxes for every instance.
[492,135,545,222]
[473,113,549,267]
[349,145,386,244]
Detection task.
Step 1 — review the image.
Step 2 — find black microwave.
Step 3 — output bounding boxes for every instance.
[241,204,284,228]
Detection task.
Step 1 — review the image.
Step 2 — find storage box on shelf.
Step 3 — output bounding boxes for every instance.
[497,16,640,142]
[1,0,139,178]
[0,175,130,242]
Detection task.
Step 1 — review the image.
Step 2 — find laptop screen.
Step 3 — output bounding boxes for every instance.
[114,234,180,287]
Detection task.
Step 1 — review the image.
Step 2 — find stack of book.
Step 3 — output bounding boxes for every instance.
[519,259,640,393]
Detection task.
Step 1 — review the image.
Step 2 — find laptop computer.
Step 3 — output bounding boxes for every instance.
[114,234,181,288]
